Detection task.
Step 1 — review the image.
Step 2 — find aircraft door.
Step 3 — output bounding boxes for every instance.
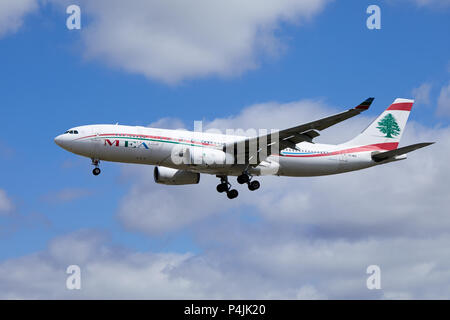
[338,152,348,169]
[90,127,101,158]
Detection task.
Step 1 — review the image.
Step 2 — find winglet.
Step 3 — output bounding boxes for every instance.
[355,97,375,110]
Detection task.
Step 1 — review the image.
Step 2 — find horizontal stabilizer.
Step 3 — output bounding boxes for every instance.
[372,142,434,162]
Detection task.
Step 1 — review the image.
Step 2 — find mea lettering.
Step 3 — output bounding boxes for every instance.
[104,139,149,149]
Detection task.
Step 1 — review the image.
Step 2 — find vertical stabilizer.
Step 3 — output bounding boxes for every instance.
[345,98,414,150]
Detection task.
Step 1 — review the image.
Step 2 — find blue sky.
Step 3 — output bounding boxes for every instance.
[0,0,449,299]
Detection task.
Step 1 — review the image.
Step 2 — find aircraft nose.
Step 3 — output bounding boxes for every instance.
[54,134,65,147]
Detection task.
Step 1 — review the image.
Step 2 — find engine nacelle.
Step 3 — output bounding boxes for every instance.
[154,166,200,185]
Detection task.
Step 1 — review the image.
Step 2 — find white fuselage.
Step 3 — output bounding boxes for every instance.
[54,124,382,177]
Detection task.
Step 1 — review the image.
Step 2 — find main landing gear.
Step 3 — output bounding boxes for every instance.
[92,159,101,176]
[216,172,261,199]
[237,172,260,191]
[216,176,238,199]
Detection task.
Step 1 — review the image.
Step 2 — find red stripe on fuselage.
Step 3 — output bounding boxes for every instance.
[75,132,218,147]
[281,142,398,158]
[387,102,413,111]
[74,134,96,141]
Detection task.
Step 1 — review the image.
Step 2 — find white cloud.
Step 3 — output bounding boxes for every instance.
[148,117,186,130]
[205,99,330,131]
[0,189,14,215]
[412,83,432,106]
[296,285,327,299]
[0,230,198,299]
[63,0,330,84]
[0,0,38,38]
[117,171,239,235]
[437,82,450,116]
[1,0,330,82]
[2,228,450,299]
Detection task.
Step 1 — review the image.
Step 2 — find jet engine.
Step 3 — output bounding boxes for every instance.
[153,166,200,185]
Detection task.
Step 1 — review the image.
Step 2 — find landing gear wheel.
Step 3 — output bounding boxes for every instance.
[92,168,101,176]
[227,189,239,199]
[237,174,250,184]
[248,180,260,191]
[216,183,228,193]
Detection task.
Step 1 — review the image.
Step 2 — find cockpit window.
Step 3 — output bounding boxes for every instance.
[64,129,79,134]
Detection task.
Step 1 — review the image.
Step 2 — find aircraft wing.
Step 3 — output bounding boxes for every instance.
[371,142,434,162]
[224,97,375,164]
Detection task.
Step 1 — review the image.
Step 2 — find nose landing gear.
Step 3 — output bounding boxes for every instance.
[92,159,101,176]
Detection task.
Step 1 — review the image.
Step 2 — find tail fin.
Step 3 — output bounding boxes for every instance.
[345,98,414,150]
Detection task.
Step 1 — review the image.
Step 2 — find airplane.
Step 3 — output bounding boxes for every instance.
[54,98,433,199]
